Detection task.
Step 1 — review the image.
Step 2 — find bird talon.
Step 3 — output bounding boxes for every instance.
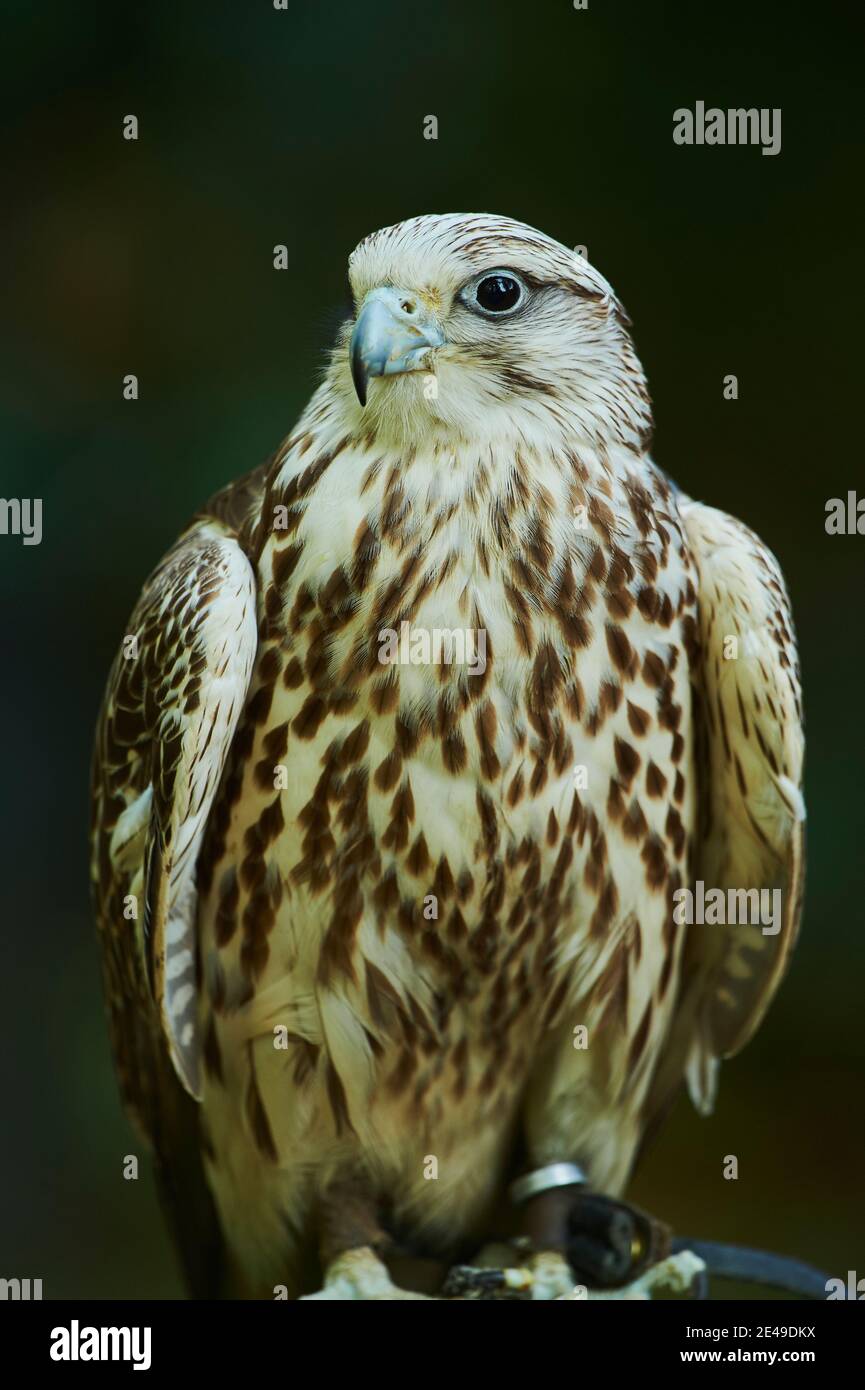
[300,1246,432,1300]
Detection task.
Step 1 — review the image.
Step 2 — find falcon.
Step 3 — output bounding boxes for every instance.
[90,213,805,1299]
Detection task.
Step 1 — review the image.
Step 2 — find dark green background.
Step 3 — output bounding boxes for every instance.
[1,0,862,1297]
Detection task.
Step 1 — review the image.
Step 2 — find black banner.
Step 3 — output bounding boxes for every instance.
[1,1296,860,1376]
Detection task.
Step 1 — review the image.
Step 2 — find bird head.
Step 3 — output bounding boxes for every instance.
[330,213,652,455]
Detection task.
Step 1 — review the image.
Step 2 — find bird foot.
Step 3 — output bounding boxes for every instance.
[299,1238,701,1301]
[437,1245,703,1300]
[528,1250,578,1300]
[555,1249,707,1300]
[521,1182,672,1289]
[300,1245,432,1300]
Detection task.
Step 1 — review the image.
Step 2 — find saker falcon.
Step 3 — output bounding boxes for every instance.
[90,213,805,1299]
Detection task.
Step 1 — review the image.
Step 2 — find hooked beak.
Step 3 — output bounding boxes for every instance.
[349,287,445,406]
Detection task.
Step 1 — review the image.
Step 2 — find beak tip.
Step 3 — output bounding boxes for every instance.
[350,350,368,407]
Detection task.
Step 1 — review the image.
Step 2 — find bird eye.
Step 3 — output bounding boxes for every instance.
[472,272,524,315]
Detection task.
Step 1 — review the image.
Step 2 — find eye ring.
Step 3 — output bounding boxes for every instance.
[463,269,527,317]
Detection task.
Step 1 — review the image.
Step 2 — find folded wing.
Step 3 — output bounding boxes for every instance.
[91,519,258,1117]
[648,500,805,1121]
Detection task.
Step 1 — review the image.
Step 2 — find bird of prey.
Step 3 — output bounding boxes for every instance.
[90,213,805,1300]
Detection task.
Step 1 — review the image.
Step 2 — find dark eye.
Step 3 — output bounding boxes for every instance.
[474,273,523,314]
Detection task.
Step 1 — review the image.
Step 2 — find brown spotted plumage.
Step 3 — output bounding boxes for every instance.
[90,214,805,1299]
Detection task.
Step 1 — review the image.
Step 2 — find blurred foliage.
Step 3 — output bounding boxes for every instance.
[0,0,862,1297]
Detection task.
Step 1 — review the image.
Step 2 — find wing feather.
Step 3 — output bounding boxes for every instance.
[90,474,263,1296]
[91,518,258,1113]
[646,500,805,1123]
